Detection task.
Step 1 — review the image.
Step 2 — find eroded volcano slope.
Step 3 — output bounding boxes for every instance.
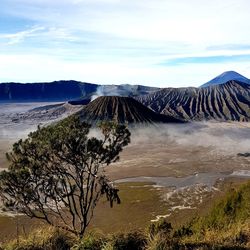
[137,81,250,121]
[78,96,183,124]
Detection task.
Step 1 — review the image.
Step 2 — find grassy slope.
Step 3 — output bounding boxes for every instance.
[178,180,250,248]
[2,181,250,249]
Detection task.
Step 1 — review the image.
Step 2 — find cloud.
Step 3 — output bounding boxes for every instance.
[1,26,45,45]
[0,26,78,46]
[0,53,250,87]
[207,44,250,51]
[161,54,250,66]
[2,0,249,45]
[0,0,250,85]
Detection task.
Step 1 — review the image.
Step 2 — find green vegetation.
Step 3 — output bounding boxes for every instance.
[0,117,130,238]
[2,227,73,250]
[0,114,249,249]
[1,181,250,249]
[177,180,250,248]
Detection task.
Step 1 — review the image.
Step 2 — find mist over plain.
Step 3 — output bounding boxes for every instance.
[130,122,250,155]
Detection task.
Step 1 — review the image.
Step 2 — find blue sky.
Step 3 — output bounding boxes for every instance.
[1,0,250,87]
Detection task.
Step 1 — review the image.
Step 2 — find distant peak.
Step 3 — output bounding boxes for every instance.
[219,70,244,77]
[200,71,250,88]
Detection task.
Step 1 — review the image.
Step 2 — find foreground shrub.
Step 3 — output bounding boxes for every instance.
[3,227,73,250]
[146,233,181,250]
[72,233,106,250]
[148,219,173,237]
[108,231,146,250]
[146,219,181,250]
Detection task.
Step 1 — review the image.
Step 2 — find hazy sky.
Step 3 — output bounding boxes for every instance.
[1,0,250,87]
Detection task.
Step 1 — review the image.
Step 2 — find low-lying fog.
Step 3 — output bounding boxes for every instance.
[106,122,250,180]
[1,103,250,227]
[130,122,250,155]
[0,102,62,168]
[1,103,250,182]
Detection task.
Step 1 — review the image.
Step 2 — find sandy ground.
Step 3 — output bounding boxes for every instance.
[0,102,77,168]
[0,140,14,168]
[1,103,250,177]
[1,103,250,242]
[0,103,42,168]
[106,122,250,180]
[2,122,250,178]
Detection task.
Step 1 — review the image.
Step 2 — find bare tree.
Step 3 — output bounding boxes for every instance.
[0,116,130,238]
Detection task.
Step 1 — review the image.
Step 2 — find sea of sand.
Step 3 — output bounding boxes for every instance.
[1,102,250,241]
[1,103,250,207]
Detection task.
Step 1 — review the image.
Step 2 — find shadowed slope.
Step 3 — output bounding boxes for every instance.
[137,81,250,121]
[77,96,183,124]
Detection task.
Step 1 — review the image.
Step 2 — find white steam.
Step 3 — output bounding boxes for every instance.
[90,84,141,101]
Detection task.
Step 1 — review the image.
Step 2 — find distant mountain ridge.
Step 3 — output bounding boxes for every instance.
[0,81,97,102]
[137,80,250,121]
[0,81,159,102]
[3,71,250,122]
[201,71,250,87]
